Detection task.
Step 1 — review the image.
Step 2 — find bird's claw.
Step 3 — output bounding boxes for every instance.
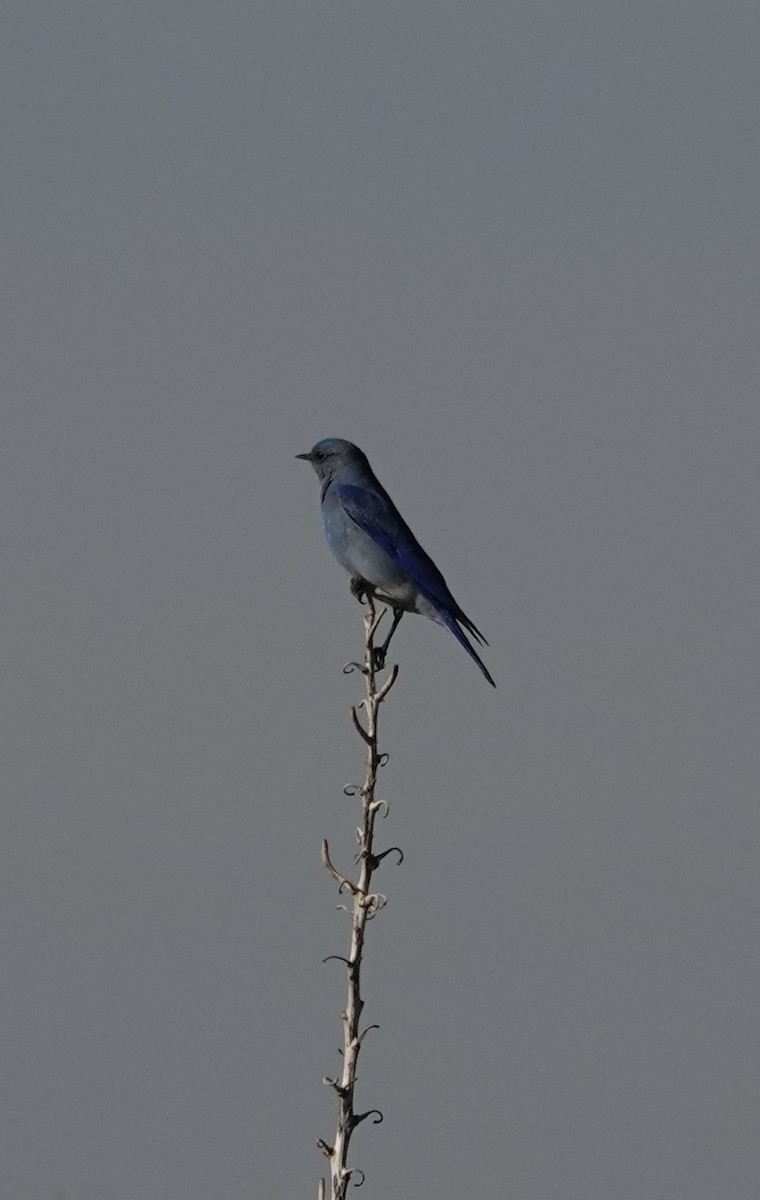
[350,576,371,604]
[371,645,387,670]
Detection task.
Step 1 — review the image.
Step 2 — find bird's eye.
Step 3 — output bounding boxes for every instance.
[314,450,325,461]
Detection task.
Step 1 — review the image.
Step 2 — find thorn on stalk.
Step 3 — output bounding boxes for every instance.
[323,1076,351,1099]
[350,706,372,743]
[342,660,367,677]
[369,846,404,868]
[321,839,359,894]
[364,894,387,919]
[352,1109,384,1128]
[377,663,400,700]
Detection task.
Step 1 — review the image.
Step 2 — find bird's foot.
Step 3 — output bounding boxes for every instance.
[371,644,387,670]
[350,576,371,604]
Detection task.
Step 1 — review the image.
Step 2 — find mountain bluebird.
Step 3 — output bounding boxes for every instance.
[297,438,495,686]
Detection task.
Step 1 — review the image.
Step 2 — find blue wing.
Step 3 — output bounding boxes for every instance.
[335,482,488,648]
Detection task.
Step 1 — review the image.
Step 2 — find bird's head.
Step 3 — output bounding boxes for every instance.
[295,438,369,483]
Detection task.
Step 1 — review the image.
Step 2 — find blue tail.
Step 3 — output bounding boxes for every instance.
[439,610,496,687]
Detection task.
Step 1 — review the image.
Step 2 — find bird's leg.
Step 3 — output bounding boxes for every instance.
[349,577,401,667]
[373,607,403,669]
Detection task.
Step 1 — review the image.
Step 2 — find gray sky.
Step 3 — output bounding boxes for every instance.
[3,2,759,1197]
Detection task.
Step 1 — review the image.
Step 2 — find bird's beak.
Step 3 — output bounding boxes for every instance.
[295,452,311,461]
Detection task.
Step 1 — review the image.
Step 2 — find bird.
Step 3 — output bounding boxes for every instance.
[296,438,495,686]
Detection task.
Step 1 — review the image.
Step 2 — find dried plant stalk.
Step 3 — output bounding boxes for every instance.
[316,601,402,1200]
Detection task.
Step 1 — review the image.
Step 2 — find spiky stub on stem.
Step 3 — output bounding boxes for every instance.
[316,601,402,1200]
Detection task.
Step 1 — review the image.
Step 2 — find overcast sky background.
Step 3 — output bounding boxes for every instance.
[2,2,759,1198]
